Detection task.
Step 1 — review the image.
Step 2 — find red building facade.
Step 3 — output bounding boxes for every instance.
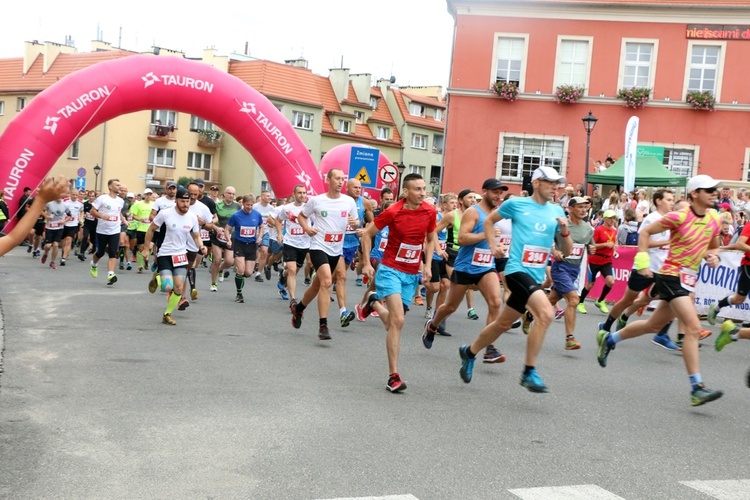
[444,0,750,194]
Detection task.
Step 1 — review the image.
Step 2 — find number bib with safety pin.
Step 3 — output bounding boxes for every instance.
[324,232,343,243]
[471,248,493,268]
[107,215,119,222]
[395,243,422,264]
[569,243,585,259]
[378,238,389,252]
[239,226,256,239]
[679,267,697,292]
[438,241,447,252]
[522,244,549,268]
[48,221,63,229]
[200,229,210,241]
[172,254,189,267]
[290,226,305,236]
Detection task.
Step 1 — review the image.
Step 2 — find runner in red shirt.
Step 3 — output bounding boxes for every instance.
[361,173,439,393]
[578,209,618,314]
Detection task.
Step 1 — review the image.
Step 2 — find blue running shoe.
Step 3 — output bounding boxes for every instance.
[596,329,615,368]
[277,279,286,291]
[520,369,549,393]
[459,345,475,383]
[278,288,289,300]
[651,333,679,351]
[691,384,723,406]
[598,321,607,332]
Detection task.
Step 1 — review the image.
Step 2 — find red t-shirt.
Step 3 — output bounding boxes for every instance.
[740,224,750,266]
[375,199,437,274]
[589,224,618,266]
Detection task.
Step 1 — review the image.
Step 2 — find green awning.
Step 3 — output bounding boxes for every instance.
[588,156,687,187]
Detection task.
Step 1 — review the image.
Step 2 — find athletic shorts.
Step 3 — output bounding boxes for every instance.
[44,228,64,244]
[450,269,496,287]
[187,250,198,263]
[136,231,147,246]
[653,273,690,303]
[446,247,458,268]
[283,244,308,268]
[232,240,257,260]
[736,265,750,298]
[627,270,655,292]
[210,232,228,249]
[588,262,613,282]
[495,257,508,274]
[430,259,449,283]
[505,271,543,314]
[120,222,128,233]
[375,263,419,307]
[34,220,45,236]
[342,246,357,266]
[157,254,189,276]
[550,261,581,295]
[126,228,138,239]
[269,239,282,255]
[260,232,270,247]
[63,225,79,239]
[309,249,340,272]
[95,232,120,259]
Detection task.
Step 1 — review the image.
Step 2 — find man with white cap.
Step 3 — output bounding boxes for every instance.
[596,174,723,406]
[578,209,618,314]
[458,166,571,393]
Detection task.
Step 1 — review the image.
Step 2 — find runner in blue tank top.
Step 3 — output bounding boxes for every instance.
[457,167,572,394]
[422,179,509,364]
[424,205,452,321]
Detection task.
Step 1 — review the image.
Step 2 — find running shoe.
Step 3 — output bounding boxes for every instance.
[420,286,427,298]
[119,262,124,270]
[386,373,407,393]
[218,274,224,283]
[278,288,289,300]
[235,293,244,303]
[422,319,438,349]
[511,319,521,329]
[483,345,506,363]
[162,313,176,326]
[355,303,367,322]
[59,260,65,266]
[577,303,587,314]
[565,337,581,350]
[49,263,56,270]
[596,329,615,368]
[651,333,679,351]
[425,307,433,319]
[436,323,452,337]
[371,310,379,318]
[699,329,712,341]
[598,321,607,333]
[691,384,723,406]
[107,274,117,286]
[318,324,331,340]
[715,320,738,352]
[355,278,363,287]
[90,265,98,278]
[254,274,264,283]
[340,310,355,328]
[304,278,311,286]
[414,296,424,306]
[178,298,190,311]
[150,262,158,273]
[41,253,47,264]
[594,300,609,314]
[522,313,532,335]
[520,369,549,393]
[616,315,628,331]
[191,289,198,301]
[278,270,287,287]
[467,308,479,320]
[359,292,378,320]
[148,272,159,293]
[126,262,132,271]
[27,245,32,253]
[264,266,272,280]
[554,307,565,320]
[223,270,230,279]
[210,284,218,292]
[458,345,475,383]
[290,300,303,329]
[707,301,720,326]
[77,254,86,262]
[276,279,286,291]
[636,305,646,316]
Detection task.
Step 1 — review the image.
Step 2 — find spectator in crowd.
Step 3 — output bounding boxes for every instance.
[559,185,575,207]
[592,159,606,172]
[635,189,650,221]
[719,187,735,209]
[615,191,629,224]
[735,188,748,211]
[520,190,529,197]
[590,186,604,215]
[617,208,640,245]
[604,156,616,169]
[720,211,735,246]
[601,190,618,213]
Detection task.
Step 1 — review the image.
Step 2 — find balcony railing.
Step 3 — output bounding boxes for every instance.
[196,130,223,148]
[148,123,176,141]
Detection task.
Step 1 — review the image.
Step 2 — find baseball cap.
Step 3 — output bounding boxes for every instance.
[568,196,590,207]
[166,181,177,188]
[210,185,218,191]
[176,186,190,199]
[143,188,153,194]
[458,189,474,200]
[194,178,205,186]
[603,209,618,218]
[686,174,720,194]
[126,192,135,198]
[481,178,509,191]
[531,166,566,183]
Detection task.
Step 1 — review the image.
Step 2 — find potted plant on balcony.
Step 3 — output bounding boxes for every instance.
[616,87,652,109]
[491,81,519,102]
[685,90,716,111]
[554,84,585,104]
[197,129,222,146]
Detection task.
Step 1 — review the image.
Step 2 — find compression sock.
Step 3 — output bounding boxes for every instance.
[599,285,612,302]
[659,321,673,335]
[717,296,731,309]
[166,292,181,314]
[188,268,196,290]
[235,274,245,293]
[579,287,590,302]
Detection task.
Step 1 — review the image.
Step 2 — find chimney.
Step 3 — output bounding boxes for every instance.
[23,40,45,74]
[328,67,350,102]
[349,73,372,103]
[284,58,308,69]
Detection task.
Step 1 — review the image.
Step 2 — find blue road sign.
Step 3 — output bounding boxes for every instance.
[349,146,379,188]
[75,177,86,190]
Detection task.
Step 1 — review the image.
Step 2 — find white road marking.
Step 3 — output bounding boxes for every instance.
[681,480,750,499]
[509,484,626,499]
[317,496,419,500]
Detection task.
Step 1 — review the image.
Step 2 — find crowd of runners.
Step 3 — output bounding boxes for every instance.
[6,168,749,406]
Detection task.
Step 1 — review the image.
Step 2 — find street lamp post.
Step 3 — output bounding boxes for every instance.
[396,162,406,195]
[93,164,101,192]
[581,111,598,196]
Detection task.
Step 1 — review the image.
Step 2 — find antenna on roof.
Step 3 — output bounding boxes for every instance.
[340,55,344,69]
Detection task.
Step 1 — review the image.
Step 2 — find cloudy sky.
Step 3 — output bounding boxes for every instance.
[0,0,455,89]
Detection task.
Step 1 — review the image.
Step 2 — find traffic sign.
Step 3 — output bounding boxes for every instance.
[379,164,398,184]
[75,177,86,190]
[77,167,86,178]
[348,146,379,188]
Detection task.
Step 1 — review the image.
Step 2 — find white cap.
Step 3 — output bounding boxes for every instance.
[126,192,135,198]
[143,188,153,194]
[531,166,566,183]
[686,174,720,194]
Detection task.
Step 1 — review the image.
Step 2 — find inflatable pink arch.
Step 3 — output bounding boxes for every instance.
[0,54,324,230]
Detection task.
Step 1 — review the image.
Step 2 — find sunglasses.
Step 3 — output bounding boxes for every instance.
[700,187,718,194]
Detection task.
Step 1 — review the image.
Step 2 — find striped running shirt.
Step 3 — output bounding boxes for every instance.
[659,206,720,277]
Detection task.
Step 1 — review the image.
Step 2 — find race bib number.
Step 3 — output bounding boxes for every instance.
[48,221,63,229]
[324,232,343,243]
[200,229,210,241]
[570,243,585,258]
[217,231,227,243]
[172,254,189,267]
[85,213,95,221]
[346,224,356,234]
[239,226,256,238]
[499,235,512,246]
[680,267,698,292]
[107,215,119,222]
[471,248,493,268]
[378,238,388,252]
[290,226,305,236]
[522,245,549,268]
[395,242,422,264]
[439,241,447,252]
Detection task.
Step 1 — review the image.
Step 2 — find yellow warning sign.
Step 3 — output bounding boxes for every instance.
[355,167,372,185]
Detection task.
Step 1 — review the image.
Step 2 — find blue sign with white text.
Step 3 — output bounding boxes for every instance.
[349,147,379,188]
[75,177,86,190]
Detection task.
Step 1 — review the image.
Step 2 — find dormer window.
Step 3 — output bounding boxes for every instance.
[354,111,365,124]
[338,119,351,134]
[435,109,443,121]
[370,97,378,109]
[377,126,389,140]
[409,103,424,117]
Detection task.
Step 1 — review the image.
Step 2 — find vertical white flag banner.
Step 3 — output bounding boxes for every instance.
[624,116,639,194]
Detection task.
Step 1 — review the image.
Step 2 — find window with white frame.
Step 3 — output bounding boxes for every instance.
[187,152,213,170]
[498,136,564,181]
[688,45,720,93]
[433,134,444,154]
[0,101,4,115]
[663,148,694,178]
[411,133,427,150]
[495,37,525,85]
[190,116,214,132]
[17,97,26,111]
[292,111,313,130]
[69,139,80,159]
[557,39,589,86]
[408,164,426,177]
[622,42,654,89]
[370,97,378,109]
[354,110,365,124]
[409,103,424,117]
[148,147,176,168]
[376,126,389,140]
[338,119,351,134]
[151,109,177,127]
[435,109,443,121]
